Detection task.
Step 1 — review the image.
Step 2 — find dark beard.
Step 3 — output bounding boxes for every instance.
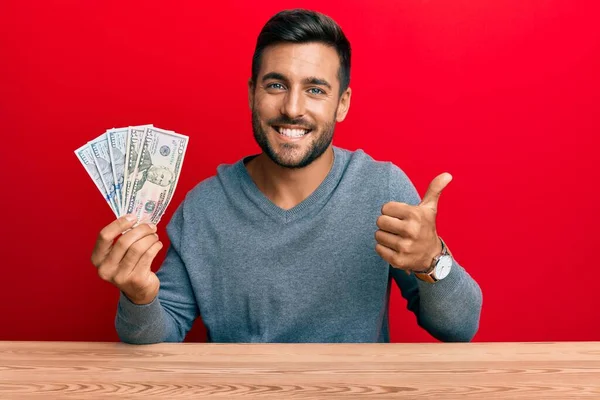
[251,108,335,169]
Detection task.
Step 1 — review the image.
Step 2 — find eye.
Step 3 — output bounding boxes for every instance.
[266,83,285,90]
[308,87,325,95]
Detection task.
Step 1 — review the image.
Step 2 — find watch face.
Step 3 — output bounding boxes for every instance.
[435,255,453,280]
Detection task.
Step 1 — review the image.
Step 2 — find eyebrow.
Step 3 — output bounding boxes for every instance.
[303,76,332,90]
[261,72,332,90]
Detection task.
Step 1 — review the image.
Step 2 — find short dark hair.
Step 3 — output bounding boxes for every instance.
[251,9,351,95]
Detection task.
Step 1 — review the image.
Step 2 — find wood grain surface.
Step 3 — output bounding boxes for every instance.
[1,341,599,399]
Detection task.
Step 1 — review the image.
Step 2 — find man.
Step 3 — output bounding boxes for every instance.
[91,9,482,344]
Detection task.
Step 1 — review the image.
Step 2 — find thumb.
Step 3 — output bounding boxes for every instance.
[419,172,453,212]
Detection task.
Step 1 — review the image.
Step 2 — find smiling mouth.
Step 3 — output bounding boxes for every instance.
[273,125,312,138]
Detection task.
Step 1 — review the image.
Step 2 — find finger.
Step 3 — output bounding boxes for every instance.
[119,234,160,273]
[375,229,398,250]
[130,240,164,277]
[375,243,410,274]
[114,236,161,284]
[420,172,452,212]
[376,215,412,236]
[375,242,395,263]
[98,230,156,282]
[381,202,415,220]
[91,214,138,266]
[104,223,157,267]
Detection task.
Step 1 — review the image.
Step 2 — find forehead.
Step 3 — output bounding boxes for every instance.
[259,42,340,85]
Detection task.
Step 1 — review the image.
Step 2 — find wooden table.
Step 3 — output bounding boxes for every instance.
[1,341,599,399]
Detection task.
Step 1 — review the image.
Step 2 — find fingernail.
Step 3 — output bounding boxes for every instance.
[148,223,157,230]
[125,214,137,222]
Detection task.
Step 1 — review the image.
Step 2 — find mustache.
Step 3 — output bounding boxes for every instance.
[268,116,314,131]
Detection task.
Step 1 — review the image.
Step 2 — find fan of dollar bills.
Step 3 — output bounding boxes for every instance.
[75,125,189,225]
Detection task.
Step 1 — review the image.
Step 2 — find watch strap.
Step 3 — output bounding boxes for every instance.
[414,237,450,283]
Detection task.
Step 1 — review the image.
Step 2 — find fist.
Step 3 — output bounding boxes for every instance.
[91,215,163,304]
[375,173,452,273]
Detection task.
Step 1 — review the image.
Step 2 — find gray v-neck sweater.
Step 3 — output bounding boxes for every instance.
[116,147,482,343]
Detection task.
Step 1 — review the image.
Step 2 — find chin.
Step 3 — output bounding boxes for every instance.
[252,117,333,169]
[270,149,311,169]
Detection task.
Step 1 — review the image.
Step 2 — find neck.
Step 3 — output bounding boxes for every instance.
[245,146,335,210]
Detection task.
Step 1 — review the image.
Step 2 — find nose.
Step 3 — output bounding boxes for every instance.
[280,87,305,119]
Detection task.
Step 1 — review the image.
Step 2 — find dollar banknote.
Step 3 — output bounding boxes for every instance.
[107,127,128,211]
[89,134,121,215]
[74,143,119,217]
[123,125,149,214]
[109,124,154,212]
[125,127,189,224]
[75,124,188,223]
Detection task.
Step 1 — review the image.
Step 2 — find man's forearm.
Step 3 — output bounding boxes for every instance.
[115,292,179,344]
[415,261,483,342]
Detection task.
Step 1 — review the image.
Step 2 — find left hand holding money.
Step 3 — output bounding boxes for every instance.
[375,173,453,273]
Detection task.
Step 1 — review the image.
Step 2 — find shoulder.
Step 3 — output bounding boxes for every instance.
[336,146,408,182]
[336,147,419,204]
[182,160,240,209]
[165,159,242,236]
[336,146,390,177]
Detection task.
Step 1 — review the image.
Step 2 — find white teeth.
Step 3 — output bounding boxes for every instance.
[278,127,308,138]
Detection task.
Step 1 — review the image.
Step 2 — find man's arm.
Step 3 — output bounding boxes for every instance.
[390,260,482,342]
[115,202,199,344]
[385,164,482,342]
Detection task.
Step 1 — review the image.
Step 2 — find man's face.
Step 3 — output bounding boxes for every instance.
[249,42,351,169]
[147,166,174,186]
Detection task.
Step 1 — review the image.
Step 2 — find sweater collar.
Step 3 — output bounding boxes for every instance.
[236,146,347,223]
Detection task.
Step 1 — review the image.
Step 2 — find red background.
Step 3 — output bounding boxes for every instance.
[1,0,598,342]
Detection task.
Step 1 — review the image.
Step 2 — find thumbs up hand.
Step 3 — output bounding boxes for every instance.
[375,173,452,273]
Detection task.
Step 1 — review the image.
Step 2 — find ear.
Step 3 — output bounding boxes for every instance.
[248,78,255,110]
[335,87,352,122]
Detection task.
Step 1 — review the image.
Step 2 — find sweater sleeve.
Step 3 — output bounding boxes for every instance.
[387,163,483,342]
[115,200,200,344]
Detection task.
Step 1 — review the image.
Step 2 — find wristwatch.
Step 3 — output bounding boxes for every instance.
[414,237,453,283]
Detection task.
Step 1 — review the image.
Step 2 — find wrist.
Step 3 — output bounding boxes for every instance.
[416,236,443,273]
[414,237,453,283]
[123,289,157,305]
